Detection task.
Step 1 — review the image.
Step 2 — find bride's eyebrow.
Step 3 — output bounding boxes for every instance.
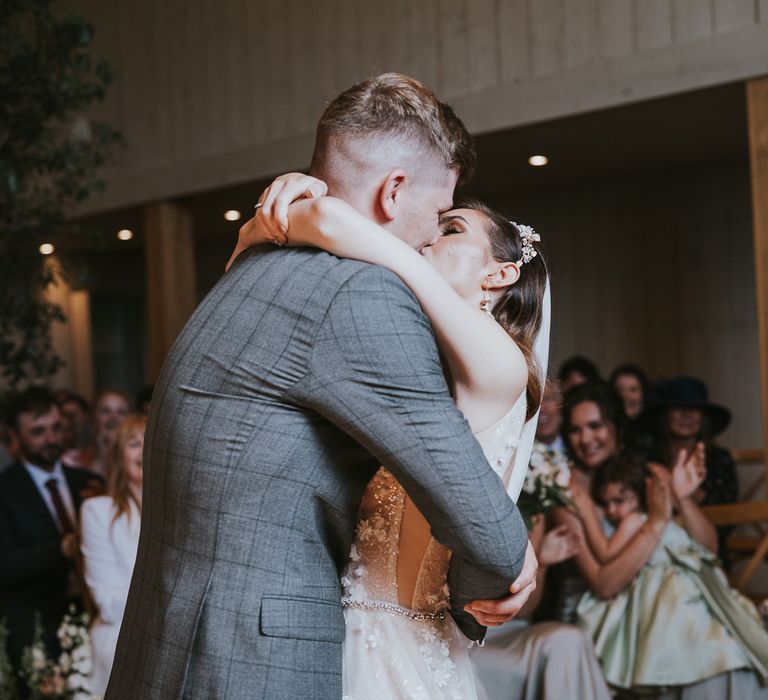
[439,214,468,226]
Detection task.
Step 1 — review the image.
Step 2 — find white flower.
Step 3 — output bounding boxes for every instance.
[418,627,437,643]
[67,672,88,690]
[356,521,373,541]
[348,544,360,562]
[364,628,382,649]
[58,652,72,673]
[72,644,89,662]
[432,658,455,687]
[32,647,47,670]
[72,655,93,676]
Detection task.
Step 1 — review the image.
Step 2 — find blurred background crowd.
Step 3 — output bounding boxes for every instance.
[2,354,766,698]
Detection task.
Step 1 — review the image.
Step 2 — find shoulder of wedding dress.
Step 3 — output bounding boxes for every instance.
[474,391,527,439]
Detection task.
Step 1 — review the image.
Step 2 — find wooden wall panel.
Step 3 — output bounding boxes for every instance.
[467,0,500,92]
[564,0,598,69]
[67,0,768,212]
[530,0,564,77]
[488,160,760,449]
[747,77,768,483]
[498,0,531,85]
[673,0,715,43]
[636,0,675,51]
[406,0,440,86]
[713,0,759,32]
[437,0,471,98]
[597,0,635,59]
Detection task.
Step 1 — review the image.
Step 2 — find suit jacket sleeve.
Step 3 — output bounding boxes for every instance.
[295,264,528,640]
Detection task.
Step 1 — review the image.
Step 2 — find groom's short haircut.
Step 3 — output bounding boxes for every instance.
[310,73,476,187]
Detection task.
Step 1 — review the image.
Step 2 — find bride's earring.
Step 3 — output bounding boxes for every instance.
[480,285,493,317]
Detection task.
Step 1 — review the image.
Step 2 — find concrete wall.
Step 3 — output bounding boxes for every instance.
[69,0,768,212]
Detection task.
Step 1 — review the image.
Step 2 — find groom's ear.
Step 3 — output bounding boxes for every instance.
[485,261,521,291]
[378,168,408,221]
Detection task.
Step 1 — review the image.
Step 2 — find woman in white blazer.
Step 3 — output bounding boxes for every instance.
[80,414,146,698]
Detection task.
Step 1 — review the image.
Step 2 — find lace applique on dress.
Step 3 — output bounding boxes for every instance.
[341,394,528,699]
[342,468,404,604]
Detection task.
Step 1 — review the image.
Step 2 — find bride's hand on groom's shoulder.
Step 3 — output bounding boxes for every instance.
[463,540,538,626]
[257,173,327,239]
[225,173,328,272]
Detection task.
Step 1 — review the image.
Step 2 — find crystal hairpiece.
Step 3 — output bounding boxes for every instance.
[510,222,540,267]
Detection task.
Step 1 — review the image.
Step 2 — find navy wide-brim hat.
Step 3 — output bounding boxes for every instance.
[644,375,731,436]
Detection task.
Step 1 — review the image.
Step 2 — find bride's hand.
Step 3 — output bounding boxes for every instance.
[464,540,538,626]
[225,173,327,271]
[257,172,327,240]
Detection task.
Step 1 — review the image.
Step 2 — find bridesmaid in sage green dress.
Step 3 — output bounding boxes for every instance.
[574,451,768,697]
[555,381,768,699]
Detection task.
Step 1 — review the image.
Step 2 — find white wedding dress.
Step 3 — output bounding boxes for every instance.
[341,393,528,700]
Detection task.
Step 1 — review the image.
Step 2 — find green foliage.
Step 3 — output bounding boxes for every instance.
[0,619,19,700]
[18,614,48,700]
[0,0,121,390]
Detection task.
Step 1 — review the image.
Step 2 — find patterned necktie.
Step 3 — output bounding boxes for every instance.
[45,478,75,534]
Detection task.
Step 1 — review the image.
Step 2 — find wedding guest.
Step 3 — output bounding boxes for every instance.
[0,387,102,680]
[80,414,145,697]
[89,388,131,477]
[57,391,92,446]
[0,417,14,472]
[470,516,612,699]
[646,375,738,556]
[646,376,737,506]
[535,376,565,453]
[558,355,601,393]
[551,382,716,621]
[551,384,764,698]
[575,453,768,697]
[610,363,650,420]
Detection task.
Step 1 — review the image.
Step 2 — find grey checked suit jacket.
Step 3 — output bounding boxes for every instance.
[106,246,528,699]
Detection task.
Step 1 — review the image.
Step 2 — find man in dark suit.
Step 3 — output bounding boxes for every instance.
[0,386,103,676]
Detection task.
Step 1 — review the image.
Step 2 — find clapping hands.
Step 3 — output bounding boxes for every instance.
[569,480,593,516]
[670,442,706,501]
[645,468,674,524]
[538,524,582,566]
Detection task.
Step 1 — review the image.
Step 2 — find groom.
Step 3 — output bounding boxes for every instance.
[107,74,534,699]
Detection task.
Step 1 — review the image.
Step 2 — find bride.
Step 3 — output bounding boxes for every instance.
[228,173,550,699]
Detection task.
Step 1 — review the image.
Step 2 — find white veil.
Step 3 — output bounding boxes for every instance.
[506,277,551,502]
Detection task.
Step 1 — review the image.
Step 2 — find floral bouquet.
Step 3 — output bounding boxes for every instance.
[19,608,93,699]
[517,442,573,530]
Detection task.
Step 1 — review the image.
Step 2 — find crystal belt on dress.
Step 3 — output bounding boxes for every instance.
[341,597,446,621]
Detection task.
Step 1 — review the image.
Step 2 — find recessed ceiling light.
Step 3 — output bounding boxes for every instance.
[39,243,55,255]
[224,209,242,221]
[528,155,549,167]
[117,229,134,241]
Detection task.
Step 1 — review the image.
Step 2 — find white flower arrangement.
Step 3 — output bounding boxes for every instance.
[518,441,573,529]
[19,607,94,699]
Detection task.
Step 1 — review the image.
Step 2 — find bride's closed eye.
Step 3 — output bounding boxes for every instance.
[441,225,462,236]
